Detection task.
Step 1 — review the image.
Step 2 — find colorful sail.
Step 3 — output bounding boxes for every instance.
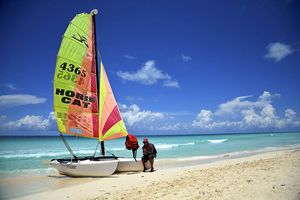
[54,12,127,141]
[99,62,128,141]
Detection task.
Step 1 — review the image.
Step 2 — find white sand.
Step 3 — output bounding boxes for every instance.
[8,149,300,200]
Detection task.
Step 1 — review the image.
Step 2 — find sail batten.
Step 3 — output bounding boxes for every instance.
[54,12,128,142]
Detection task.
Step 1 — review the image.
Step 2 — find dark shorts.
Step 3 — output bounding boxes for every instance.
[142,154,155,162]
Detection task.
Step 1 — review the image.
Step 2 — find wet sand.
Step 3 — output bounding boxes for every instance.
[7,149,300,200]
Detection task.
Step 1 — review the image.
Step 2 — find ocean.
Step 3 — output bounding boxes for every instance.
[0,132,300,178]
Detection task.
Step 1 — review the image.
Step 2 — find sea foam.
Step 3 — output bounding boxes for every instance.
[207,139,227,144]
[155,142,195,150]
[0,149,99,159]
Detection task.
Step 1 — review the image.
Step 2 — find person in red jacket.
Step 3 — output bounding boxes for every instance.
[125,134,139,160]
[141,138,157,172]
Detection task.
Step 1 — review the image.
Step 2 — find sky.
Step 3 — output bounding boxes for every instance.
[0,0,300,136]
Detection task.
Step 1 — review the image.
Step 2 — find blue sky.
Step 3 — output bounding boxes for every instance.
[0,0,299,135]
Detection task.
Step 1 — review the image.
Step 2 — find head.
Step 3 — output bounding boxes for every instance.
[143,138,149,145]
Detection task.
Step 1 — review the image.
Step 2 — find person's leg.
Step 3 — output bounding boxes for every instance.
[142,160,146,171]
[132,149,137,160]
[142,156,147,172]
[149,158,154,172]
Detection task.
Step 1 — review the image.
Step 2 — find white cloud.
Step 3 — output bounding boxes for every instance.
[181,54,192,62]
[123,55,136,60]
[264,42,293,62]
[163,79,180,88]
[241,105,280,129]
[193,91,300,131]
[285,108,296,120]
[4,83,17,90]
[116,60,179,88]
[215,95,253,117]
[193,109,213,127]
[0,94,47,108]
[120,104,164,126]
[215,91,280,117]
[0,112,56,130]
[241,109,261,127]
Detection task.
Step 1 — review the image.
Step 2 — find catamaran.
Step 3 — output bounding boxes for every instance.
[50,9,149,177]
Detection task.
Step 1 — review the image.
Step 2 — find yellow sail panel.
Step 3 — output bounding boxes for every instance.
[99,62,128,141]
[54,13,99,139]
[102,120,128,140]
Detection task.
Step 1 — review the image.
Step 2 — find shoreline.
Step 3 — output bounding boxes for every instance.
[3,148,300,200]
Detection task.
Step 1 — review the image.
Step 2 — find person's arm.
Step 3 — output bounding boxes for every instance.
[148,144,155,154]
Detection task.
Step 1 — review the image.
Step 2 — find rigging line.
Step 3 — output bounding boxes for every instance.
[97,49,103,134]
[60,133,77,159]
[97,49,103,64]
[105,149,116,157]
[76,132,78,156]
[93,141,99,157]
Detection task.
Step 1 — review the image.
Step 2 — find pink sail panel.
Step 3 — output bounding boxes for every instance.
[102,106,122,135]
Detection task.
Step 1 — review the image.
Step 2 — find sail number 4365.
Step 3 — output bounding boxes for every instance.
[57,62,86,82]
[59,62,86,77]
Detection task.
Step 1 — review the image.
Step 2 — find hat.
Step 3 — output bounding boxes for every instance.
[143,138,148,143]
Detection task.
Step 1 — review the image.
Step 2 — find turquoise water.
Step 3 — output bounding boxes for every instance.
[0,132,300,177]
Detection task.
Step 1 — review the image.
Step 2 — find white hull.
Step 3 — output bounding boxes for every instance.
[116,158,151,172]
[50,158,118,177]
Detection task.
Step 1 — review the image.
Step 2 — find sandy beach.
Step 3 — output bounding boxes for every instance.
[7,149,299,200]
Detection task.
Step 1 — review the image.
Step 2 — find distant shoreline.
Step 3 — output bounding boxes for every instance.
[0,131,300,137]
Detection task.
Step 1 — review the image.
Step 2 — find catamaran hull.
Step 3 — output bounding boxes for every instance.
[50,158,118,177]
[116,158,151,172]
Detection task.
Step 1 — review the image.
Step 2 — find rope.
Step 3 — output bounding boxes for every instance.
[105,149,116,157]
[60,134,77,159]
[93,141,99,157]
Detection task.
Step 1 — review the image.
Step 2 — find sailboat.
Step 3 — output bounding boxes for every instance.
[50,9,148,177]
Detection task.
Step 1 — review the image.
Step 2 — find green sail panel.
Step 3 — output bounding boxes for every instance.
[54,13,99,138]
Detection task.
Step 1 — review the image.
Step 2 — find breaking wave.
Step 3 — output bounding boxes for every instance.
[0,152,69,159]
[207,139,227,144]
[0,149,99,159]
[0,167,57,178]
[155,142,195,150]
[223,144,300,157]
[108,147,125,151]
[0,142,195,158]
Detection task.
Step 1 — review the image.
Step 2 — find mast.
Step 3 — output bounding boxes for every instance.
[91,9,105,156]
